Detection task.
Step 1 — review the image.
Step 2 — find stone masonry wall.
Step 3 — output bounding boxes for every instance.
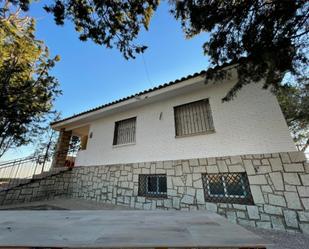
[0,170,71,205]
[0,151,308,234]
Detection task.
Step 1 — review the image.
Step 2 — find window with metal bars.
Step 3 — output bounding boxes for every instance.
[138,174,167,198]
[113,117,136,145]
[174,99,214,137]
[202,173,254,204]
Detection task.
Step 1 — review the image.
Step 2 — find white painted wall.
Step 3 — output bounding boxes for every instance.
[75,79,296,166]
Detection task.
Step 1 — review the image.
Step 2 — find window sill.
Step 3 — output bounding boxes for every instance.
[112,142,136,148]
[204,197,254,205]
[175,130,215,138]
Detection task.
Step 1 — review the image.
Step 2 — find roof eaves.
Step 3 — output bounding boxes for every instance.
[51,70,208,126]
[51,59,240,127]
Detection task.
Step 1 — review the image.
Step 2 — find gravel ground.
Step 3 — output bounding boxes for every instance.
[245,226,309,249]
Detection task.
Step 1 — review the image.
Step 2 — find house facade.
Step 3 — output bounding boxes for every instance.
[46,67,309,234]
[52,70,295,166]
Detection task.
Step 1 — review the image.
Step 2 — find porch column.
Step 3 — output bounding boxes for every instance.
[52,129,72,168]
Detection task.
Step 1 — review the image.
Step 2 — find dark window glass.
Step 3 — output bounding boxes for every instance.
[138,174,167,198]
[147,176,158,193]
[208,175,225,196]
[158,176,167,193]
[202,173,253,204]
[226,175,246,196]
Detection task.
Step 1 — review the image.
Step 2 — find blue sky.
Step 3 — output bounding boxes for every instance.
[2,1,210,161]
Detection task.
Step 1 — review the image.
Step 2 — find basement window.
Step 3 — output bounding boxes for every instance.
[138,174,167,198]
[202,173,254,205]
[113,117,136,145]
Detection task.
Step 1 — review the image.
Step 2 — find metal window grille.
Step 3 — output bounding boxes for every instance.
[202,173,254,205]
[174,99,214,137]
[138,174,167,198]
[113,117,136,145]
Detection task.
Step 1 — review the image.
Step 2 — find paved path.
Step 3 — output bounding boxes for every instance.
[0,210,266,248]
[1,198,309,249]
[0,198,133,210]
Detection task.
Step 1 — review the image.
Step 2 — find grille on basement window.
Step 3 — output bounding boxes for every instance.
[138,174,167,198]
[174,99,214,137]
[113,117,136,145]
[202,173,254,204]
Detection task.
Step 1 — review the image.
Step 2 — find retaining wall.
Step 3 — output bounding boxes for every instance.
[0,151,308,234]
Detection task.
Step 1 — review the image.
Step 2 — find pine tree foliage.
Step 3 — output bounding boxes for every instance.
[43,0,160,59]
[172,0,309,101]
[277,77,309,151]
[2,1,160,59]
[171,0,309,148]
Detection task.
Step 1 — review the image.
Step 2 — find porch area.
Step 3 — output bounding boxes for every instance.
[52,125,90,168]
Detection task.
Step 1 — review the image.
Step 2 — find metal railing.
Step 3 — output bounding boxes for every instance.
[0,155,52,191]
[0,149,77,191]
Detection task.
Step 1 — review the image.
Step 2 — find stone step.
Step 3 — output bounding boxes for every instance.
[51,167,69,173]
[32,172,49,179]
[29,167,68,180]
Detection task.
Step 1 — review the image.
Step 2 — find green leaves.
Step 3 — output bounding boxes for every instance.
[277,77,309,151]
[172,0,309,101]
[43,0,160,59]
[4,0,159,59]
[0,8,61,157]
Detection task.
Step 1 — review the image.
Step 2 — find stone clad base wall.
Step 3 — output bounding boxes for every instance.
[0,170,71,204]
[0,151,308,234]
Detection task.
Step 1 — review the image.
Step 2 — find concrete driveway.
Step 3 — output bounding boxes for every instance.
[0,198,309,249]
